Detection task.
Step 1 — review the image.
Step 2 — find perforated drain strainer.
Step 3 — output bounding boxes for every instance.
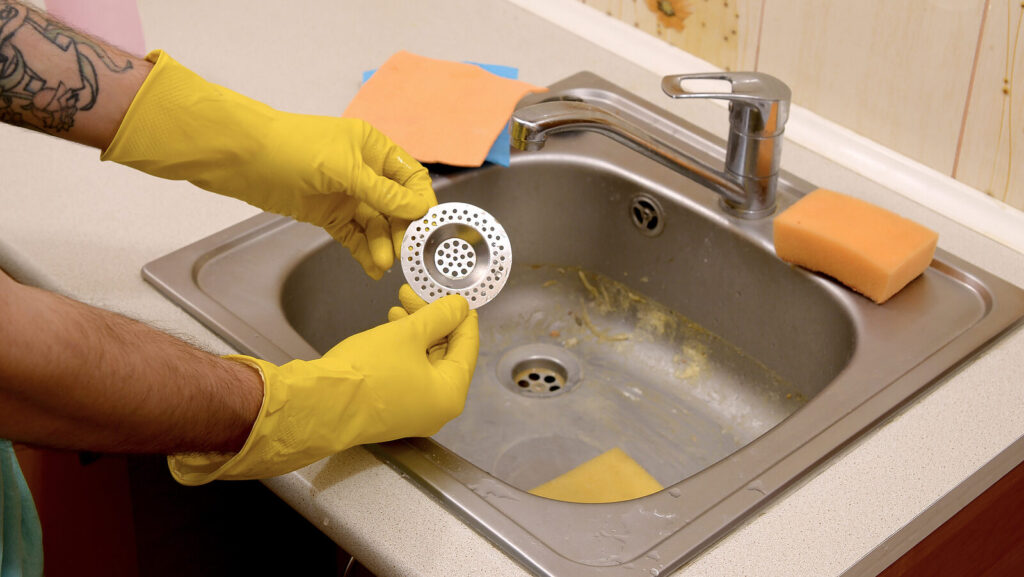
[401,202,511,309]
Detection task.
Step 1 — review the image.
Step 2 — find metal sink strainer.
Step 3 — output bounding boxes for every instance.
[400,202,511,309]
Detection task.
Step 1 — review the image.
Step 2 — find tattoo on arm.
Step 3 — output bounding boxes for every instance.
[0,1,133,134]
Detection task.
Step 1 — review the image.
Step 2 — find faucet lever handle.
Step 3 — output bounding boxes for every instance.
[661,72,791,137]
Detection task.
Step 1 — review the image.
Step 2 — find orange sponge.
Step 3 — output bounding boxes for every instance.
[773,189,938,304]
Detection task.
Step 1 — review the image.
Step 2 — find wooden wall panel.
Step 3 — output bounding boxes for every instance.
[955,0,1024,210]
[579,0,762,71]
[756,0,984,176]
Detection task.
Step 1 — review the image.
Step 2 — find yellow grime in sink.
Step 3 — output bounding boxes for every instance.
[578,269,601,300]
[636,304,673,337]
[579,303,630,342]
[674,342,709,380]
[573,267,685,339]
[527,266,797,409]
[529,448,664,503]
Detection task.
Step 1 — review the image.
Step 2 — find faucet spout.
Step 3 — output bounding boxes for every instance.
[511,100,752,213]
[510,72,791,219]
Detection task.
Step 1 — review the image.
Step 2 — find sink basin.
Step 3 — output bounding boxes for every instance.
[143,73,1024,576]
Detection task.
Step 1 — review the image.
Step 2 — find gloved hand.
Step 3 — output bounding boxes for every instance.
[168,293,479,486]
[387,283,432,321]
[389,284,450,361]
[102,50,434,279]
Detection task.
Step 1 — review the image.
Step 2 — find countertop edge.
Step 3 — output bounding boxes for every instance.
[840,433,1024,577]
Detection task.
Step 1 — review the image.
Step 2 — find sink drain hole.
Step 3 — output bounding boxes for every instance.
[496,344,582,398]
[513,358,568,393]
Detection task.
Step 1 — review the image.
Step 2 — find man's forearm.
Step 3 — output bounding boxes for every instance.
[0,0,151,149]
[0,2,261,456]
[0,272,263,454]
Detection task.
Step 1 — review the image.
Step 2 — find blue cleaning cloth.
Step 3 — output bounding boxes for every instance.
[361,61,519,167]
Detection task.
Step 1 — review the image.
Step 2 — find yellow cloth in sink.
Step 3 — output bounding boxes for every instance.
[529,448,663,503]
[342,50,547,167]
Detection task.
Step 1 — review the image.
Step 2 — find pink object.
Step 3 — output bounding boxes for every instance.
[44,0,146,55]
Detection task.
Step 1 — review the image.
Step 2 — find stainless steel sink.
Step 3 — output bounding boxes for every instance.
[143,73,1024,576]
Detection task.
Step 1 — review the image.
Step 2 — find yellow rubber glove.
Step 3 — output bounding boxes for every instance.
[102,51,435,279]
[168,294,479,486]
[389,284,448,361]
[388,283,432,321]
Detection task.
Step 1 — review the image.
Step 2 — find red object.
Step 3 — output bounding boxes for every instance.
[13,445,139,577]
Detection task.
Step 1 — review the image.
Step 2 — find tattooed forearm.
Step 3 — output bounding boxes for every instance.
[0,0,134,134]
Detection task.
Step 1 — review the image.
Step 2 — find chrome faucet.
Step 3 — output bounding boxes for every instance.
[510,72,791,218]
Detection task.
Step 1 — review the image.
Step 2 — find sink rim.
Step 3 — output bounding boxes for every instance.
[141,72,1024,576]
[143,209,1024,575]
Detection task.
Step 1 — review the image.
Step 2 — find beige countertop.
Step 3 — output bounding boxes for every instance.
[2,1,1023,576]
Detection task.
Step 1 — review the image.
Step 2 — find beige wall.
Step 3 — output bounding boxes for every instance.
[578,0,1024,213]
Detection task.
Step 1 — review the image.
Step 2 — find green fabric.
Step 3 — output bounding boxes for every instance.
[0,440,43,577]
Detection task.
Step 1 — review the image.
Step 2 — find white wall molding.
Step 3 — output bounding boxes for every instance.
[508,0,1024,254]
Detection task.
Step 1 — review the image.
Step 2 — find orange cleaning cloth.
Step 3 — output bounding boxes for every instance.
[343,51,547,167]
[773,188,938,304]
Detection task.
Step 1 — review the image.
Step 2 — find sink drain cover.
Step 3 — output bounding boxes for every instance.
[400,202,511,309]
